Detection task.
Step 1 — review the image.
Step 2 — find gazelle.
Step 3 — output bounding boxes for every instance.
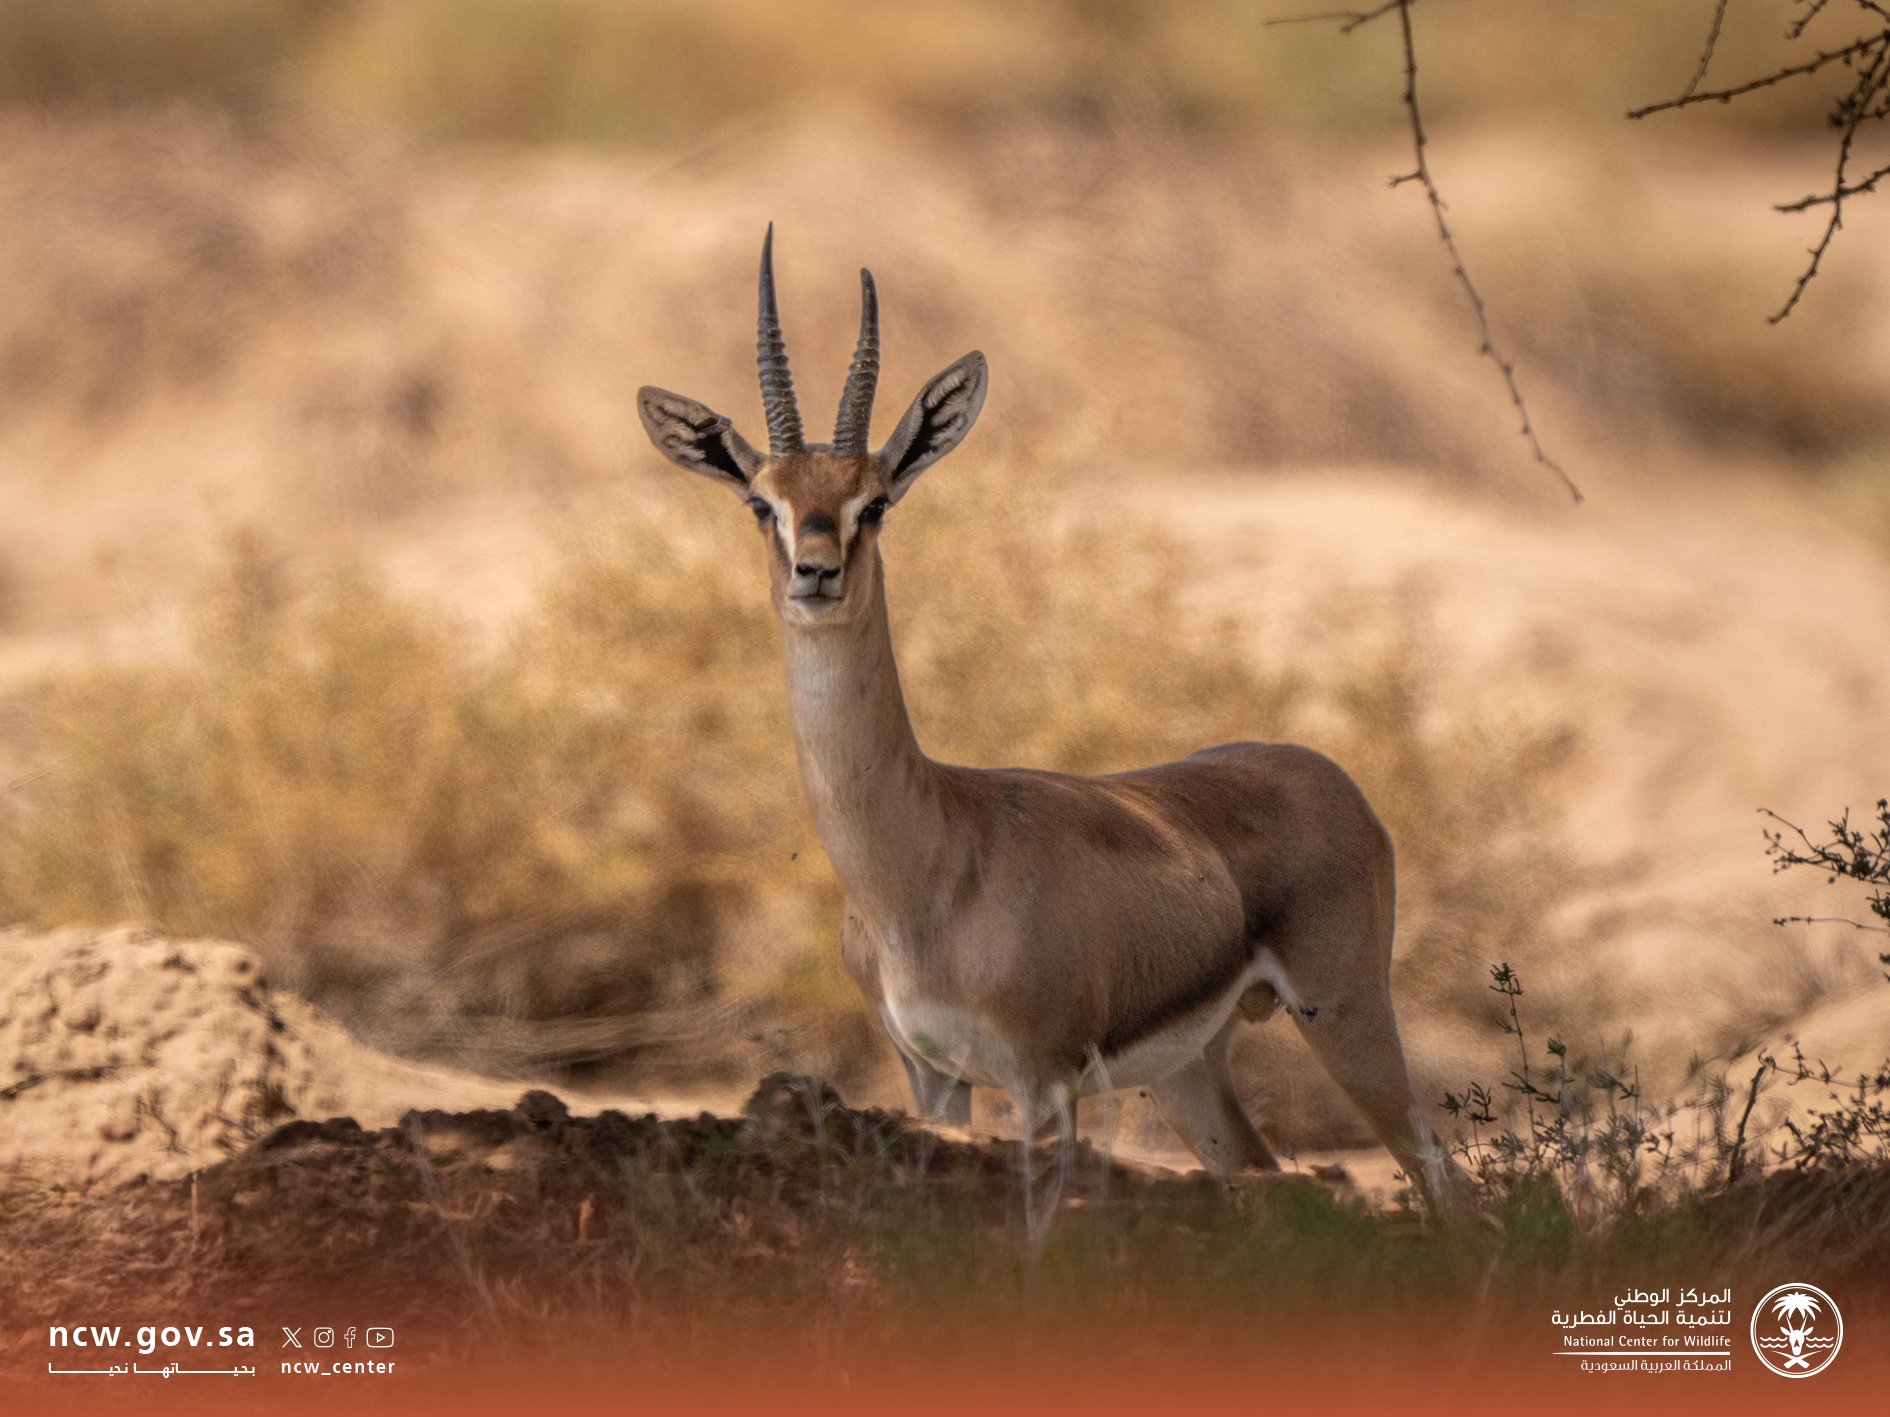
[637,229,1471,1220]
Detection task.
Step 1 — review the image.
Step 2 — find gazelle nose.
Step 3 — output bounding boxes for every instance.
[794,562,838,581]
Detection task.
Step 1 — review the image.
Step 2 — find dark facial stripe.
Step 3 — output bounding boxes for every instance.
[799,511,838,538]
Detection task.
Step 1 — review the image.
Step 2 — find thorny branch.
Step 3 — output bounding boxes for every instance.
[1632,1,1890,322]
[1625,33,1881,118]
[1762,800,1890,977]
[1268,0,1582,503]
[1771,37,1889,319]
[1775,156,1890,206]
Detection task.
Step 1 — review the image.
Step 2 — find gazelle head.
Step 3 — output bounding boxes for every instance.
[638,227,988,628]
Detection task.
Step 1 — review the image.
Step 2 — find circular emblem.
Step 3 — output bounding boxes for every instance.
[1750,1282,1842,1378]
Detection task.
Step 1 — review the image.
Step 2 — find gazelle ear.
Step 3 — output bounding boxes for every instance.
[875,352,987,501]
[637,386,764,489]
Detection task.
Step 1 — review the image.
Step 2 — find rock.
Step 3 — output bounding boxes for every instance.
[514,1089,570,1132]
[743,1072,846,1122]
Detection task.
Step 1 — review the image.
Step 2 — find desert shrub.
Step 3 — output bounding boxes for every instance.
[1438,957,1890,1229]
[0,470,1574,1106]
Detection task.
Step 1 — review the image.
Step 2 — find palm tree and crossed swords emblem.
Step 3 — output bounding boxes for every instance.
[1752,1284,1842,1376]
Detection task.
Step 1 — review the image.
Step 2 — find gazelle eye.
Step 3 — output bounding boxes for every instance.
[859,496,889,526]
[746,497,774,524]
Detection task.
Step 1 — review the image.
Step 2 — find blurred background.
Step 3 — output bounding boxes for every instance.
[0,0,1885,1154]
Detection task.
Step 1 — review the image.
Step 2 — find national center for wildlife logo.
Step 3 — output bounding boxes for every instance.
[1750,1283,1842,1377]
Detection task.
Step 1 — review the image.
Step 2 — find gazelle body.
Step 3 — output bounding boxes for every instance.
[638,230,1470,1219]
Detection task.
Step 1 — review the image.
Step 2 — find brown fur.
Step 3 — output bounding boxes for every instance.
[639,318,1471,1222]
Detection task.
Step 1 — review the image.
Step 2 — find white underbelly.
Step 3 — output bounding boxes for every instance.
[881,949,1294,1096]
[1093,1009,1231,1089]
[1097,950,1294,1088]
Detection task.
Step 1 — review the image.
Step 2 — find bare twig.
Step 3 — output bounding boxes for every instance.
[1775,156,1890,207]
[1770,38,1890,321]
[1681,0,1734,99]
[1772,914,1890,932]
[1626,34,1881,118]
[1273,0,1579,501]
[1265,1,1406,35]
[1384,2,1580,501]
[1791,0,1840,40]
[1633,4,1890,319]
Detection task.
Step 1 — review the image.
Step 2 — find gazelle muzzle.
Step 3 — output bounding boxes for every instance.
[788,522,845,597]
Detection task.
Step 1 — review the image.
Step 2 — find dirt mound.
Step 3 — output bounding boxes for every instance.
[0,926,755,1192]
[0,1073,1183,1371]
[250,1071,1045,1203]
[0,926,350,1187]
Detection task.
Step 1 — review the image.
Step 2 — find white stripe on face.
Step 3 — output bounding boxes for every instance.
[837,491,877,550]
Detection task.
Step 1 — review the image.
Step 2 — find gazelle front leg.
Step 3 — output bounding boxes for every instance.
[1005,1075,1077,1254]
[896,1049,972,1126]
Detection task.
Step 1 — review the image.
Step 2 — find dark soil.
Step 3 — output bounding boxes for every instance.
[5,1072,1888,1397]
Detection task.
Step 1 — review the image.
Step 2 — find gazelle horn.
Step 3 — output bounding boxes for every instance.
[833,269,879,454]
[757,224,804,455]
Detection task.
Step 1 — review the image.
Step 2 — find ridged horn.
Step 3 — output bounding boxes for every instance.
[757,223,804,455]
[833,268,879,454]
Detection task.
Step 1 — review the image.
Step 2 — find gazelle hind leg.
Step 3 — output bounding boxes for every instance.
[1149,1020,1280,1177]
[1262,947,1473,1220]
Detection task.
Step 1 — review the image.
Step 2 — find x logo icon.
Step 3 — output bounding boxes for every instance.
[281,1327,303,1348]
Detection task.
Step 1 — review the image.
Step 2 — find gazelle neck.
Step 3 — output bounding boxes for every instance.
[779,548,945,920]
